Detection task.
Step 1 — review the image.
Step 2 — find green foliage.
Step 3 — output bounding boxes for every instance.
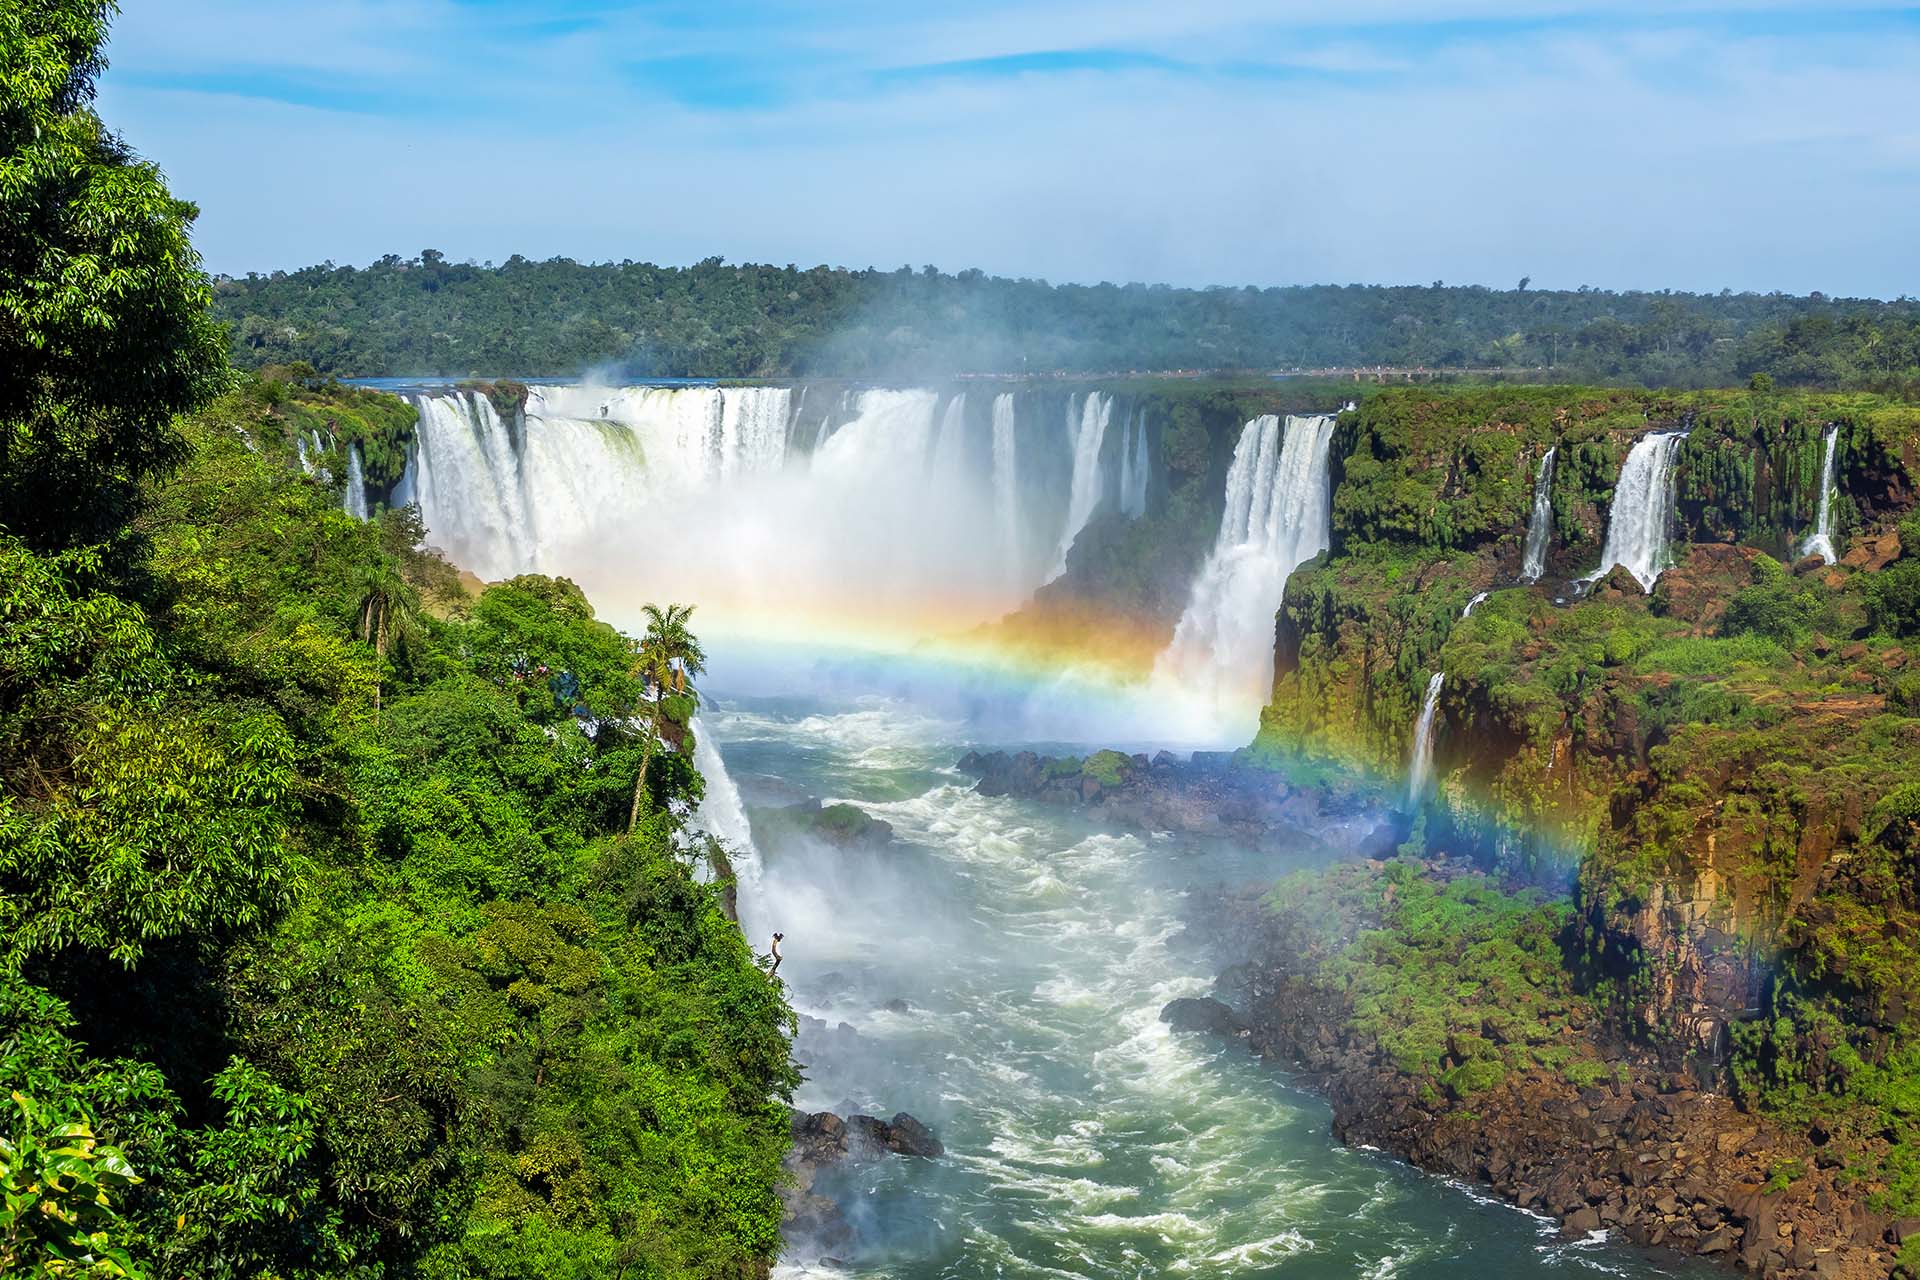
[213,254,1920,390]
[0,0,229,549]
[1266,862,1610,1088]
[1083,749,1131,787]
[0,1088,143,1279]
[0,402,797,1277]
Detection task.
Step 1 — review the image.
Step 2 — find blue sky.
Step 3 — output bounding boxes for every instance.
[99,2,1920,295]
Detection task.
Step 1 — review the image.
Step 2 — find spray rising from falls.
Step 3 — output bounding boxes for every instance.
[1407,672,1445,803]
[1520,447,1555,582]
[401,383,1148,647]
[1585,431,1688,592]
[1803,426,1841,566]
[1154,414,1335,741]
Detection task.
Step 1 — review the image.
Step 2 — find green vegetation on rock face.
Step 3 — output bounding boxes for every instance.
[0,10,795,1276]
[1265,860,1614,1095]
[1251,378,1920,1225]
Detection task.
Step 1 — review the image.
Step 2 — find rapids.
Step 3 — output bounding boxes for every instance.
[697,692,1711,1279]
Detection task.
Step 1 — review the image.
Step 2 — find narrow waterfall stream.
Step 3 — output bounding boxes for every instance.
[1520,447,1556,582]
[1406,672,1446,803]
[1802,426,1841,565]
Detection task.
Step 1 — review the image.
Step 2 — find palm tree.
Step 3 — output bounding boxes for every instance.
[627,603,707,832]
[352,560,419,723]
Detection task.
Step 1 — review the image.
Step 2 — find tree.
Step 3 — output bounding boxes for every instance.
[349,557,419,721]
[627,603,706,831]
[0,1,228,549]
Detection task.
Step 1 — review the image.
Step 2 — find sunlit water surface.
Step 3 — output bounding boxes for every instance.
[704,691,1712,1280]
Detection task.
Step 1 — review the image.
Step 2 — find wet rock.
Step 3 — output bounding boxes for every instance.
[1565,1206,1602,1236]
[1159,996,1247,1038]
[886,1112,945,1159]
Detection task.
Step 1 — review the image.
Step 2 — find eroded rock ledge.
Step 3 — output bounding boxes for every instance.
[1169,886,1906,1280]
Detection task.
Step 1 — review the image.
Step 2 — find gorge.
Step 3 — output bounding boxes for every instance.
[356,375,1920,1278]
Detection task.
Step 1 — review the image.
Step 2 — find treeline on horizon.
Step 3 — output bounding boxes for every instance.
[216,251,1920,391]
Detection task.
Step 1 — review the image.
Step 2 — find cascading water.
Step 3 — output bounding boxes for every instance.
[1585,431,1688,592]
[1802,426,1841,565]
[932,392,970,475]
[689,717,764,933]
[406,391,536,580]
[1047,393,1113,581]
[1407,672,1445,802]
[1117,404,1150,518]
[1462,591,1489,618]
[1520,446,1556,582]
[991,393,1020,585]
[401,382,1088,641]
[1155,414,1335,740]
[342,444,370,520]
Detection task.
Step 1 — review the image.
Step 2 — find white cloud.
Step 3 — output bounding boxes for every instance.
[96,6,1920,296]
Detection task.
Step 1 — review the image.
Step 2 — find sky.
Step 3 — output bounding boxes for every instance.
[98,1,1920,296]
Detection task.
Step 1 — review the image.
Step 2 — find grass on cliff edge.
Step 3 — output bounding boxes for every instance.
[1265,860,1619,1098]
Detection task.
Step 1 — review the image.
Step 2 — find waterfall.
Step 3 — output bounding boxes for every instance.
[397,380,1100,641]
[1407,672,1445,803]
[1585,431,1688,592]
[1520,446,1556,582]
[1117,405,1150,518]
[1462,591,1489,619]
[932,392,970,475]
[1802,426,1840,565]
[1047,392,1113,581]
[342,444,370,520]
[992,393,1021,586]
[407,391,535,580]
[1155,413,1336,737]
[689,717,764,932]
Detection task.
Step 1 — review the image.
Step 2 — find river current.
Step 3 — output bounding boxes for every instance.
[701,688,1712,1280]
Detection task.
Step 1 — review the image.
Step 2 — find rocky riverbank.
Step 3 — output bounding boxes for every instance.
[1168,869,1907,1280]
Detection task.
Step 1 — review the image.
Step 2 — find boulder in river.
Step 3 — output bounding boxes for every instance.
[1159,996,1247,1039]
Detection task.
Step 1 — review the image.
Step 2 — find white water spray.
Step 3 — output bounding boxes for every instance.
[1407,672,1445,803]
[1155,414,1336,740]
[1461,591,1489,619]
[1586,431,1688,592]
[1802,426,1840,565]
[1520,447,1555,582]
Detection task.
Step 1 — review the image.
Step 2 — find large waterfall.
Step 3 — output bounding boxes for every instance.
[398,382,1149,646]
[1586,431,1688,592]
[1047,393,1114,581]
[1519,446,1555,582]
[1407,672,1445,802]
[1154,414,1336,739]
[1802,426,1840,565]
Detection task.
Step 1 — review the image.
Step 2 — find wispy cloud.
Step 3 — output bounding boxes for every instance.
[95,2,1920,296]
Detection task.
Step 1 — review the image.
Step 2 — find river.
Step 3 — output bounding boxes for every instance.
[701,686,1712,1280]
